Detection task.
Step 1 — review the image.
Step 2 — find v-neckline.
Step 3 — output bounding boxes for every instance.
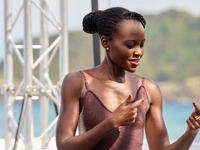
[80,71,144,113]
[83,85,143,113]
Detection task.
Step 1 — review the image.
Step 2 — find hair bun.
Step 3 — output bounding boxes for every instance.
[82,10,102,34]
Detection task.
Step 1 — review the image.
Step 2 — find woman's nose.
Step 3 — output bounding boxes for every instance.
[133,47,143,58]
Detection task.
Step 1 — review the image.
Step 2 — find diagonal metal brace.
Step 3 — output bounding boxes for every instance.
[13,92,28,150]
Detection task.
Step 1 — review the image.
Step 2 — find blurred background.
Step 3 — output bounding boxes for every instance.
[1,0,200,100]
[0,0,200,148]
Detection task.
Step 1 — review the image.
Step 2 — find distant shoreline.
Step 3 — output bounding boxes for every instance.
[158,76,200,102]
[1,76,199,102]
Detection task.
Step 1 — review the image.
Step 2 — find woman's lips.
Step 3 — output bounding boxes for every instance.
[129,59,140,66]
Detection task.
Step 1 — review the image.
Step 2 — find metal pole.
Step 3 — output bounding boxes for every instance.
[108,0,111,7]
[60,0,69,81]
[40,0,49,148]
[13,93,28,150]
[91,0,101,66]
[4,0,13,149]
[23,0,33,149]
[45,74,59,116]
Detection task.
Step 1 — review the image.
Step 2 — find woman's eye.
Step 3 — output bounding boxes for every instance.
[140,44,144,48]
[126,45,134,48]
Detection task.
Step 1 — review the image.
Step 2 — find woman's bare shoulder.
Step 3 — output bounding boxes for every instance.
[143,77,163,104]
[61,71,85,97]
[143,77,159,90]
[62,71,84,85]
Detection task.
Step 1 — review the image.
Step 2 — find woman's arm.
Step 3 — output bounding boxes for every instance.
[145,78,199,150]
[163,102,200,150]
[56,72,143,150]
[145,78,170,150]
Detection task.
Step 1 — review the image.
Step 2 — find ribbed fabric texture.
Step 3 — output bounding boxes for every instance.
[79,71,150,150]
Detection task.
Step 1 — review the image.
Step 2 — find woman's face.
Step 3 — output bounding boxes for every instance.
[108,19,146,73]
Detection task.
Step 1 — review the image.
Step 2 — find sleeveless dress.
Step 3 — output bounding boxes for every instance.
[78,71,150,150]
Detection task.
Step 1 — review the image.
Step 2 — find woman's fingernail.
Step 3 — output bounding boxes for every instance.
[142,99,144,102]
[193,101,196,106]
[129,95,132,99]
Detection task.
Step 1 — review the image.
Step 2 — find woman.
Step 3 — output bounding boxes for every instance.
[56,7,200,150]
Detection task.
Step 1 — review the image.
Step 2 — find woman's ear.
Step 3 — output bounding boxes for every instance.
[101,36,109,49]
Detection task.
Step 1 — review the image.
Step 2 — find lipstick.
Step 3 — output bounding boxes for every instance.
[129,59,140,66]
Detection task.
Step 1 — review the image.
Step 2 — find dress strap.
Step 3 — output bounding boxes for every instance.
[79,71,90,90]
[141,77,145,86]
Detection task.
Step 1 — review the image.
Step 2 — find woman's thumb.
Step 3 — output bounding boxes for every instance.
[124,95,132,106]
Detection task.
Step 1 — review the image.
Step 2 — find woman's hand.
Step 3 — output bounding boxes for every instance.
[109,95,144,128]
[186,101,200,134]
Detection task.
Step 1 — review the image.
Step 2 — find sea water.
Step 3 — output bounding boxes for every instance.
[162,101,200,142]
[0,101,200,142]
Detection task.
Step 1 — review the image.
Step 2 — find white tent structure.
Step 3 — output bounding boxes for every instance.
[4,0,100,149]
[4,0,68,149]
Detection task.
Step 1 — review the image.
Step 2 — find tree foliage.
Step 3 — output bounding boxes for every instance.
[1,9,200,84]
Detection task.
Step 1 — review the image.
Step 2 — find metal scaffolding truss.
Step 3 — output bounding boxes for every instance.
[4,0,68,149]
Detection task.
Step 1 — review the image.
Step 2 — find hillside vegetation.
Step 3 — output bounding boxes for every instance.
[137,9,200,82]
[0,9,200,100]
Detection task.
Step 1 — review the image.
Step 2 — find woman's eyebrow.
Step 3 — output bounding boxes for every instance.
[125,39,146,42]
[141,39,146,42]
[125,39,137,42]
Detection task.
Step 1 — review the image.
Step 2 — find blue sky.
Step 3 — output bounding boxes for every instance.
[1,0,200,62]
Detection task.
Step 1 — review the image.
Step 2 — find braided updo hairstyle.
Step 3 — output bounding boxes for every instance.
[82,7,146,40]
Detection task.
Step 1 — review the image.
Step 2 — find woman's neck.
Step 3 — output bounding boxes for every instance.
[98,58,126,83]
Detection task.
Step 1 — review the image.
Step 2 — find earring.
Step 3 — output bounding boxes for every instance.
[106,48,109,51]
